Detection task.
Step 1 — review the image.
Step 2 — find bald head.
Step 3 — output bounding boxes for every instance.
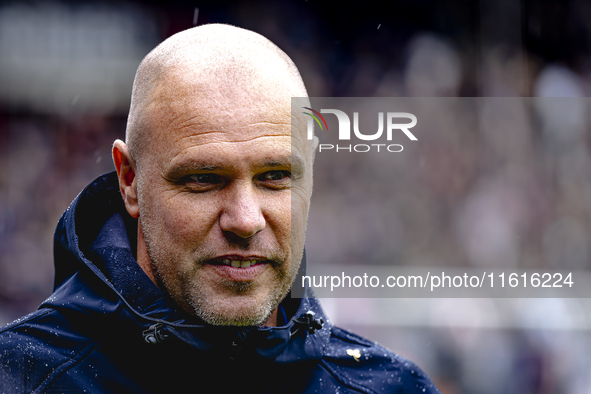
[125,24,309,166]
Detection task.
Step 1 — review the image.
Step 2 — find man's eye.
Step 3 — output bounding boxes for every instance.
[187,174,222,184]
[260,170,291,181]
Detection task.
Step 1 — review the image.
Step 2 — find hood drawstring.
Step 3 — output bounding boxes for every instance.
[143,323,169,344]
[292,310,324,336]
[142,309,324,345]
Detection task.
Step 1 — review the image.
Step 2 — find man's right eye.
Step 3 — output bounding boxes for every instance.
[187,174,222,184]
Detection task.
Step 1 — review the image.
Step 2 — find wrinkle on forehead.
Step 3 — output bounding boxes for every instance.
[170,119,292,137]
[145,114,293,147]
[171,133,291,149]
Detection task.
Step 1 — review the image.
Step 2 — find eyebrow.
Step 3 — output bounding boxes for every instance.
[262,156,300,168]
[189,164,222,172]
[264,155,305,175]
[166,154,305,177]
[166,163,223,176]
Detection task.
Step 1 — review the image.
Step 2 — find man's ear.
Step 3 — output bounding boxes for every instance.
[112,139,139,218]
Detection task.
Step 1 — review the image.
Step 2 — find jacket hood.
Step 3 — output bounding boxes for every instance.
[42,172,330,364]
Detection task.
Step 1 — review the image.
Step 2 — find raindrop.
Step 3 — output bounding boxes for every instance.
[192,8,199,26]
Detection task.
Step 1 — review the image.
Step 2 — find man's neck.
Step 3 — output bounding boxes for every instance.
[261,307,278,327]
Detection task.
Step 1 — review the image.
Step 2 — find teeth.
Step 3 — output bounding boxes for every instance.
[218,259,261,268]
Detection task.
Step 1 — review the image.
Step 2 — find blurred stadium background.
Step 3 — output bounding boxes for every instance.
[1,0,591,392]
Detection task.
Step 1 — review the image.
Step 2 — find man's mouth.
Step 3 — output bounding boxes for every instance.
[206,257,270,282]
[207,256,270,268]
[213,259,266,268]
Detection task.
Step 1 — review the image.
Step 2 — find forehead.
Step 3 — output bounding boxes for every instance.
[142,72,309,166]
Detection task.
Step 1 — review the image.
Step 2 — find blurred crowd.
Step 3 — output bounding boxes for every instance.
[308,96,591,274]
[1,0,591,393]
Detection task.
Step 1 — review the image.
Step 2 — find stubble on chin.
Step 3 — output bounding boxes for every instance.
[181,262,295,327]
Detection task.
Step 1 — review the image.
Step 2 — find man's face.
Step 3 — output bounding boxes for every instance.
[133,76,312,326]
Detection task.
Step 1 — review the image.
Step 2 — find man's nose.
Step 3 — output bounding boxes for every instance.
[219,184,266,238]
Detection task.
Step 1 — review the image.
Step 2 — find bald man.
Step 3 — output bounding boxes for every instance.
[0,25,440,393]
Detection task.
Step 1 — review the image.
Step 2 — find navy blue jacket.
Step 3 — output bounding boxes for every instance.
[0,172,440,393]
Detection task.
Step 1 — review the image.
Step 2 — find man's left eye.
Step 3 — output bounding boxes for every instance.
[187,174,222,183]
[260,170,290,181]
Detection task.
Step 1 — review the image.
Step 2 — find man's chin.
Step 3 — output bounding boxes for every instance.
[190,294,277,327]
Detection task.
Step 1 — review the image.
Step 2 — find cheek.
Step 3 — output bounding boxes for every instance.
[290,183,312,222]
[264,193,292,240]
[142,188,220,243]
